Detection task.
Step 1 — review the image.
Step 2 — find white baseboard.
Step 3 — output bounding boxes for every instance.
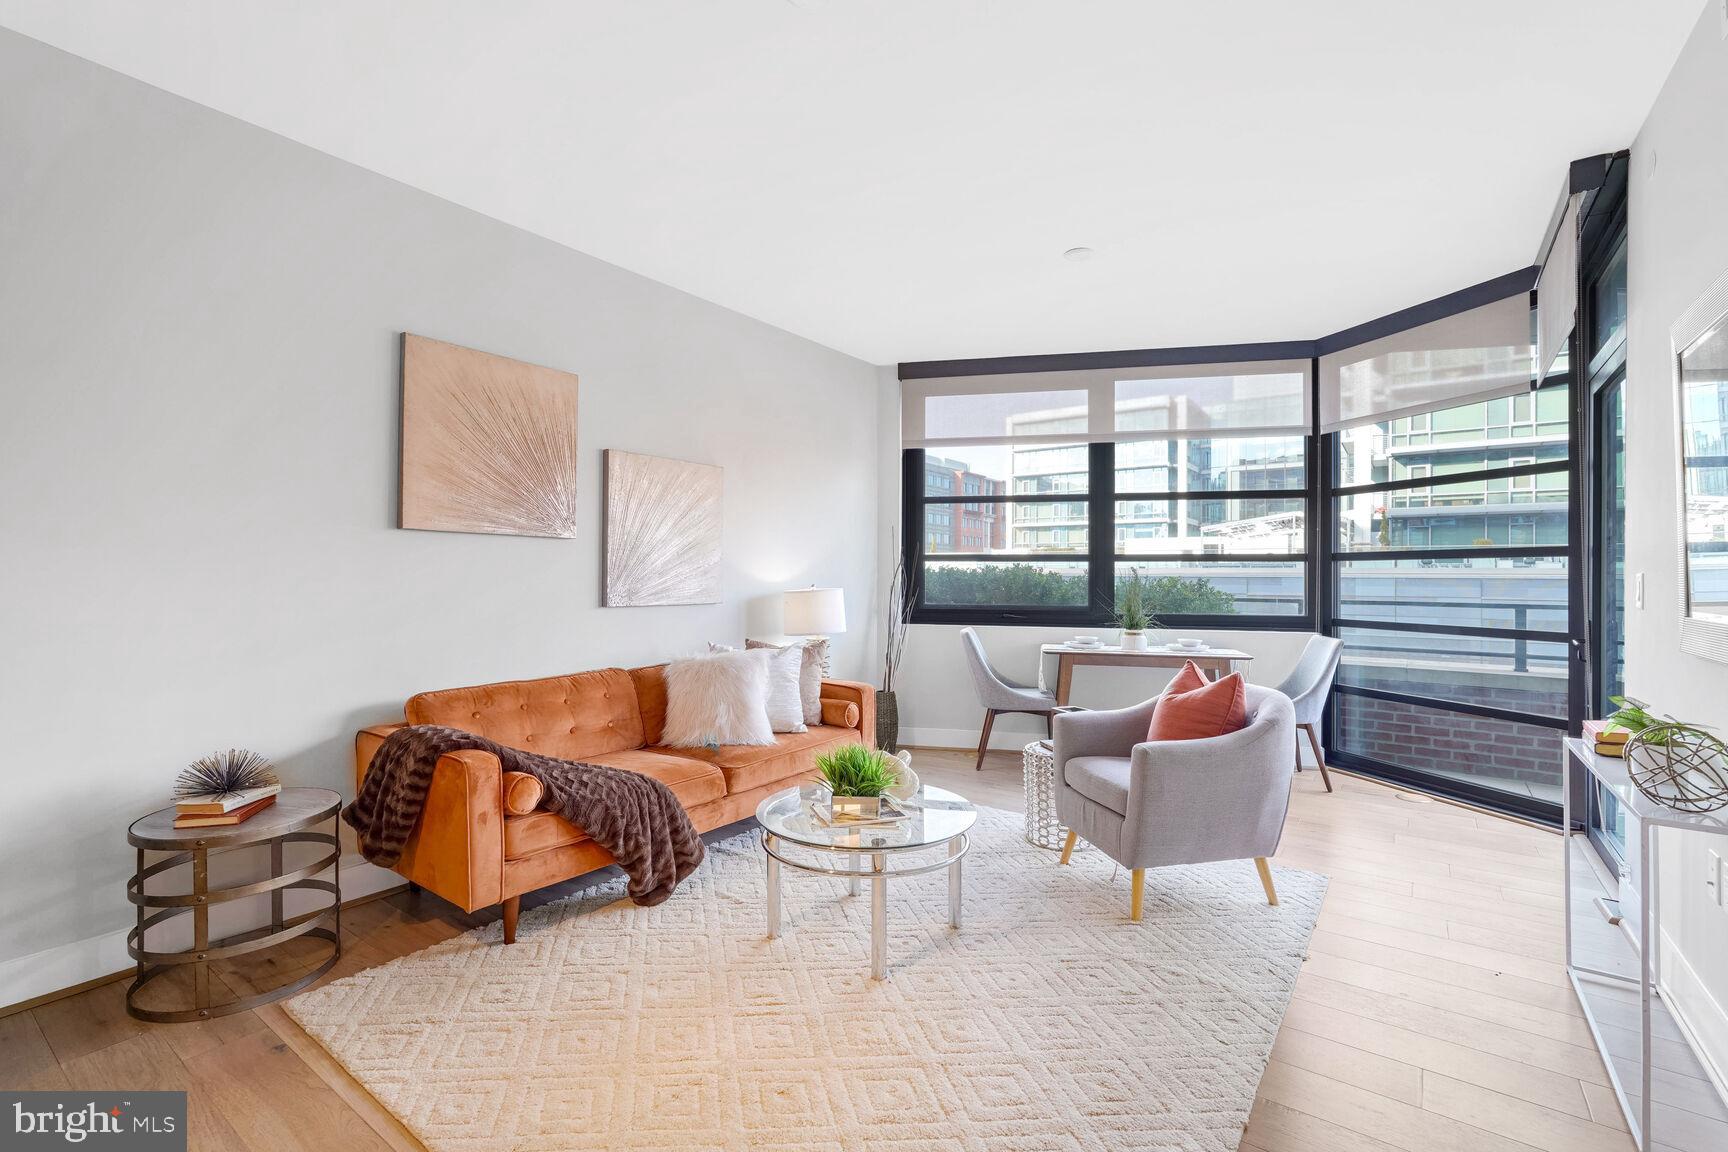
[1660,925,1728,1102]
[0,855,401,1012]
[900,725,1052,754]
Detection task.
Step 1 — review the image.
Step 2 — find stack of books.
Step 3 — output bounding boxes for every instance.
[811,796,910,829]
[173,785,280,829]
[1582,719,1632,759]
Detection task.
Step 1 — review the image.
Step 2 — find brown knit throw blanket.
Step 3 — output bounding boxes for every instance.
[344,725,705,907]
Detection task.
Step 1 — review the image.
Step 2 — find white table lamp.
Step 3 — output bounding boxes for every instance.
[783,587,846,673]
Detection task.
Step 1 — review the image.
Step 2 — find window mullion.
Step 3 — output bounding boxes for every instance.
[1088,442,1114,623]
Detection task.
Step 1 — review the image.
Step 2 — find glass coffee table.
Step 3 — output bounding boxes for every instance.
[756,785,977,979]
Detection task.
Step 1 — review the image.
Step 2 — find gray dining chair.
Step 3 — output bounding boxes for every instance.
[1052,685,1296,919]
[1275,635,1344,792]
[960,627,1059,771]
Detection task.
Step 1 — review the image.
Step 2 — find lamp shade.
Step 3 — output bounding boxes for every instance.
[783,587,846,635]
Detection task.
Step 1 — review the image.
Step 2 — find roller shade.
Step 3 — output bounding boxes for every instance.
[902,360,1311,447]
[1536,193,1580,384]
[1318,293,1534,433]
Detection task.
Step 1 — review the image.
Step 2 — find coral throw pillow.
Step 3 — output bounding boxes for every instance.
[1146,671,1248,742]
[1165,659,1209,696]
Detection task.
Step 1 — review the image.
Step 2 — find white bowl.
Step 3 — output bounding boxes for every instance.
[1175,638,1204,649]
[1071,635,1099,645]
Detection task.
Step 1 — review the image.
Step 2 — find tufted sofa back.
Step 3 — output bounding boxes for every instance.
[406,667,646,761]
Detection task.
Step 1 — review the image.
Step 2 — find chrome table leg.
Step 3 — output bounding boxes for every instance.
[870,852,887,979]
[948,835,964,928]
[765,835,781,939]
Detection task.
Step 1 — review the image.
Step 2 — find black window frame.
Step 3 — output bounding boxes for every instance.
[1319,381,1575,824]
[896,247,1612,827]
[903,431,1320,631]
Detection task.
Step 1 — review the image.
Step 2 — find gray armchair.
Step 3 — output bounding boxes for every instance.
[1274,635,1343,793]
[1052,685,1296,920]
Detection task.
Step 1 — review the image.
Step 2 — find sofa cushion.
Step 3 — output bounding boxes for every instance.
[1067,755,1132,814]
[629,664,670,745]
[670,724,854,795]
[586,748,725,808]
[407,668,644,762]
[501,749,723,859]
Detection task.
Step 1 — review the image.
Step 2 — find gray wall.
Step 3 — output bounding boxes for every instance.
[1625,3,1728,1082]
[0,30,882,990]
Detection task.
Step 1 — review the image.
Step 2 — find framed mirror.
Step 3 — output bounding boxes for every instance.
[1673,267,1728,662]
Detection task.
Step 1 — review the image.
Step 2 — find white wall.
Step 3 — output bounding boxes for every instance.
[0,31,882,1005]
[1624,2,1728,1084]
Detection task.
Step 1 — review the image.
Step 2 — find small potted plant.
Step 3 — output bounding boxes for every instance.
[815,743,901,819]
[1116,569,1155,652]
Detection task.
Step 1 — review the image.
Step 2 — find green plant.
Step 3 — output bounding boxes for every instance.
[815,743,900,798]
[1115,569,1155,632]
[1606,696,1713,746]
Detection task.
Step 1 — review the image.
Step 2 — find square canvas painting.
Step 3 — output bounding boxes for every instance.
[604,450,723,606]
[399,333,580,538]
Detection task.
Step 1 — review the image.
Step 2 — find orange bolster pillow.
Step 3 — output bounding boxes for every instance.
[502,771,544,816]
[821,699,860,728]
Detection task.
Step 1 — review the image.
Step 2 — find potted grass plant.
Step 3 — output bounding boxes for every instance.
[815,743,901,819]
[1116,569,1155,652]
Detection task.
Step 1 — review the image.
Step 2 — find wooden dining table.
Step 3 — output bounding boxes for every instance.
[1039,643,1254,706]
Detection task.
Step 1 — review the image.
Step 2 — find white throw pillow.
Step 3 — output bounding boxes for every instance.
[662,650,776,748]
[746,637,825,725]
[762,643,807,734]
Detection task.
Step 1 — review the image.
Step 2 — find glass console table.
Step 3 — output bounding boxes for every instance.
[1562,737,1728,1151]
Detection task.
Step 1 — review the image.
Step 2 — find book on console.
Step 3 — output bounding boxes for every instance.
[810,796,911,828]
[1581,720,1630,746]
[172,794,277,828]
[175,784,281,814]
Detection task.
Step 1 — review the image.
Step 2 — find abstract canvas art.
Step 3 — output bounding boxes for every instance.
[604,450,723,606]
[399,333,580,538]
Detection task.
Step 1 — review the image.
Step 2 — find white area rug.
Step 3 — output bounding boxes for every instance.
[286,807,1325,1151]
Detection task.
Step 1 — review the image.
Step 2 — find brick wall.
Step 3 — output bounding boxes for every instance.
[1335,669,1564,788]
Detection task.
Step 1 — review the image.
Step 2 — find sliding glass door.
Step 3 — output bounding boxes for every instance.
[1325,388,1573,816]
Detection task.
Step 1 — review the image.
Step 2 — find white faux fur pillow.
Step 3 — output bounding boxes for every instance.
[662,649,776,747]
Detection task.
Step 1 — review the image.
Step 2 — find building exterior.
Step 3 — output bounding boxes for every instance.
[923,454,1006,551]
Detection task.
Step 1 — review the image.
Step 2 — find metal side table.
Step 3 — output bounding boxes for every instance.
[126,787,342,1022]
[1563,738,1728,1150]
[1022,739,1069,850]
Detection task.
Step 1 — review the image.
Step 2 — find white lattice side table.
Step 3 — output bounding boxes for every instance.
[1022,739,1068,850]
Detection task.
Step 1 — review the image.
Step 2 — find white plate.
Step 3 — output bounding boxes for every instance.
[1164,643,1209,653]
[1068,641,1103,649]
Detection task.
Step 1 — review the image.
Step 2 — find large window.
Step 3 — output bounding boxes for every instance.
[903,363,1313,626]
[1326,385,1571,811]
[899,263,1590,825]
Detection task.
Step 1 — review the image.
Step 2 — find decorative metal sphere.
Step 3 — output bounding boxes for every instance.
[1625,724,1728,813]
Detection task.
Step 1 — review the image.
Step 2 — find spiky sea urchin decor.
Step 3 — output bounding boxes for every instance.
[175,749,279,800]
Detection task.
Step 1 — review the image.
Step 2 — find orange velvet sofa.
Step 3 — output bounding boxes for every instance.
[355,663,875,942]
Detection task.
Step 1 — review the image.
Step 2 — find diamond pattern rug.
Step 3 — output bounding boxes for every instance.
[286,806,1325,1151]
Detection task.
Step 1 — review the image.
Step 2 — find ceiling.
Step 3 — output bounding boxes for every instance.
[0,1,1704,364]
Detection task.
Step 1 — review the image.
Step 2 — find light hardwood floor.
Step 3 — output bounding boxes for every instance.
[1,750,1629,1152]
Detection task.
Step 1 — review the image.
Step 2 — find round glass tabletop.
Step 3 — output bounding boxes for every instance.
[756,784,977,852]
